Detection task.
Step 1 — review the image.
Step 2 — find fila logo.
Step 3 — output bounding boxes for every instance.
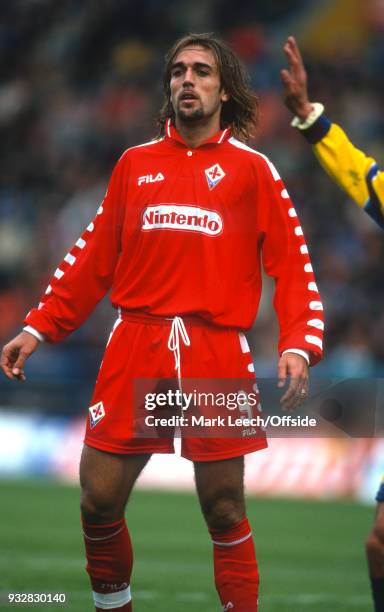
[101,582,129,591]
[89,401,106,429]
[138,172,164,186]
[142,204,223,236]
[205,163,225,190]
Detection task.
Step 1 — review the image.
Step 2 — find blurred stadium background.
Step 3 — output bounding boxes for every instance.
[0,0,384,610]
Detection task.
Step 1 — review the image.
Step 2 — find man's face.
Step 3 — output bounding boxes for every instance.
[170,45,229,125]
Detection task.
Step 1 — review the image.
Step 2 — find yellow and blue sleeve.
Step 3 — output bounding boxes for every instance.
[301,115,384,229]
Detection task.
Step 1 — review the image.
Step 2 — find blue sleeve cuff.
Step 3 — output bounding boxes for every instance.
[301,115,332,145]
[364,164,384,229]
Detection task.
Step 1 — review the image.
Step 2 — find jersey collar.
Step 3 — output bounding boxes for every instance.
[165,118,231,147]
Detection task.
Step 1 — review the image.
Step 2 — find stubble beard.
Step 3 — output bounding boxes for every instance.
[176,106,205,123]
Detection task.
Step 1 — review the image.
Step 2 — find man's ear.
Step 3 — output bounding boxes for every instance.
[221,90,230,103]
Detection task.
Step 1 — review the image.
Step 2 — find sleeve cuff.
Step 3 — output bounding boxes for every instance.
[291,102,325,129]
[291,104,332,145]
[23,326,45,342]
[282,348,309,365]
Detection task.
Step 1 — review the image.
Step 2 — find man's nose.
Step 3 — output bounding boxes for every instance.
[182,68,195,85]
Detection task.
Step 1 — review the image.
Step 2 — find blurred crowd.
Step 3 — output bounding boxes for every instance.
[1,0,384,389]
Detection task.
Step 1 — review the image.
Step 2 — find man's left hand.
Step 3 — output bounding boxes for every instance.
[277,352,309,411]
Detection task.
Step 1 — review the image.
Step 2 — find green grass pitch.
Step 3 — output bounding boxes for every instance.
[0,480,374,611]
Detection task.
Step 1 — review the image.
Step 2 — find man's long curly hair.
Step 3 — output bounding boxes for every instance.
[156,33,258,142]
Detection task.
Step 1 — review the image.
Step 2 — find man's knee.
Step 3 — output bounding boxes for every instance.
[79,447,150,524]
[202,494,245,530]
[366,523,384,563]
[194,457,245,530]
[366,506,384,578]
[80,487,123,524]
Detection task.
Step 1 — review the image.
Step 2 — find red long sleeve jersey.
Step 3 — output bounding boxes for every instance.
[25,122,324,364]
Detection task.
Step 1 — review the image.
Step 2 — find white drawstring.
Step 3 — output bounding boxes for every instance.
[167,316,191,384]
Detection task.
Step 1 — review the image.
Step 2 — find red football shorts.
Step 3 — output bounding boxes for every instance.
[84,312,267,461]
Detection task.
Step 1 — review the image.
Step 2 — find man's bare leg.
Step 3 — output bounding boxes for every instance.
[80,446,150,611]
[194,456,259,611]
[366,502,384,611]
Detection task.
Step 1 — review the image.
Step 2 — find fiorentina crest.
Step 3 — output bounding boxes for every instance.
[89,401,106,429]
[205,163,226,190]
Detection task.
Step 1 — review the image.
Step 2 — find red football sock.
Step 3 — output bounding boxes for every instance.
[82,516,133,611]
[209,517,259,611]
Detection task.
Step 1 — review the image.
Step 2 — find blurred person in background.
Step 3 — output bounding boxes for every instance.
[281,34,384,612]
[1,32,324,612]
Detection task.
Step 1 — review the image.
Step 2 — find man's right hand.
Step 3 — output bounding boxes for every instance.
[280,35,313,120]
[0,331,40,381]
